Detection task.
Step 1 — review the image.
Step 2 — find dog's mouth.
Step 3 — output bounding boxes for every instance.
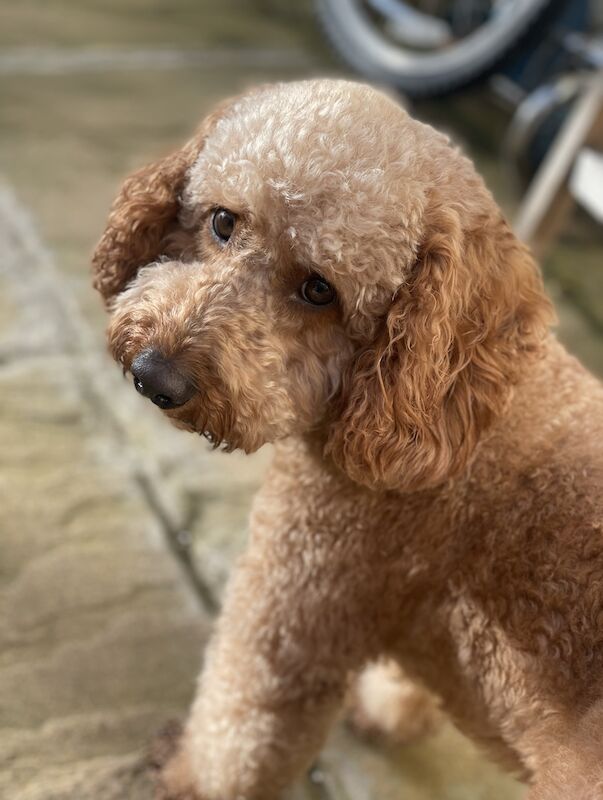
[136,372,240,452]
[145,393,233,449]
[112,337,257,454]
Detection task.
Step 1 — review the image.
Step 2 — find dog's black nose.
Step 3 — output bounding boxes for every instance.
[130,349,194,410]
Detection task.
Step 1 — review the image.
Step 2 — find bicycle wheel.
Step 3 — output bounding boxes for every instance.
[316,0,559,98]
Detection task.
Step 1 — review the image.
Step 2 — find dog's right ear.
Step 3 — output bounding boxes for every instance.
[91,99,233,305]
[326,196,552,492]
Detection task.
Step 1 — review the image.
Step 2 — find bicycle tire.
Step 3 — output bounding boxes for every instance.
[316,0,561,98]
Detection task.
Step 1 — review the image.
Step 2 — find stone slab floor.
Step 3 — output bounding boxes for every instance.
[1,2,601,798]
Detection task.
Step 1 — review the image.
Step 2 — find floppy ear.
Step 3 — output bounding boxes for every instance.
[91,99,233,304]
[327,197,553,492]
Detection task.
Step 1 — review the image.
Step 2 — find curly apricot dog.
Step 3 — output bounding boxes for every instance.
[93,80,603,799]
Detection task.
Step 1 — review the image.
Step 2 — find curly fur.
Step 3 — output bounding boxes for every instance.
[92,80,603,800]
[327,199,550,490]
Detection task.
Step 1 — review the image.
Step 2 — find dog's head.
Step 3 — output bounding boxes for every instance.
[93,79,552,490]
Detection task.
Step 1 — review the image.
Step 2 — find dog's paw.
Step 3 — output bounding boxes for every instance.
[347,662,443,746]
[149,720,184,773]
[149,720,203,800]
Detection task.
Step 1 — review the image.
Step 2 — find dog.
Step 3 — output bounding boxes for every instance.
[92,79,603,799]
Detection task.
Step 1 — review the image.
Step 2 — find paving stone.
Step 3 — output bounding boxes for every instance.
[183,447,272,601]
[0,190,209,798]
[0,0,325,54]
[318,725,523,800]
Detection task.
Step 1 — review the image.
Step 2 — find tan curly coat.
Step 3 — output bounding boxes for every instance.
[92,80,603,799]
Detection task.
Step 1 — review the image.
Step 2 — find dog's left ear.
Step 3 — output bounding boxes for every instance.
[327,197,553,492]
[91,97,235,305]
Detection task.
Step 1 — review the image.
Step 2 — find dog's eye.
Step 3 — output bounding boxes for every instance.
[212,208,235,242]
[300,276,336,307]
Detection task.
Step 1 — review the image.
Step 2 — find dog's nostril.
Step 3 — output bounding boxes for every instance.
[130,349,194,410]
[151,393,178,410]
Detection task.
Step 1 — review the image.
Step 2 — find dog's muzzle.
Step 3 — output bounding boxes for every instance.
[130,349,195,410]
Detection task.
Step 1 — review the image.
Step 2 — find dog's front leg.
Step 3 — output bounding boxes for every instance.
[157,537,357,800]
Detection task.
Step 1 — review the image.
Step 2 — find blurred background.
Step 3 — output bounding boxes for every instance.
[1,2,602,798]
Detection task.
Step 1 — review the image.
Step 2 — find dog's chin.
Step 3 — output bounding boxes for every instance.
[163,400,264,455]
[163,399,222,439]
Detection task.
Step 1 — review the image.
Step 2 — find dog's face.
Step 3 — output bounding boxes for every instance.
[94,80,551,489]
